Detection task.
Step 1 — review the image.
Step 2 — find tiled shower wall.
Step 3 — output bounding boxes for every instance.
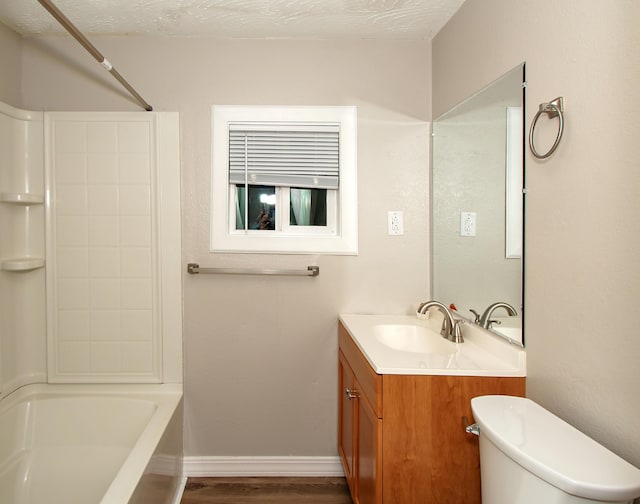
[47,115,161,382]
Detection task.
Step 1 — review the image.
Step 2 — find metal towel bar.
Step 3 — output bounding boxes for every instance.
[187,263,319,277]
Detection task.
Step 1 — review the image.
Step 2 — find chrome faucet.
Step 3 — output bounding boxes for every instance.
[476,302,517,329]
[418,301,464,343]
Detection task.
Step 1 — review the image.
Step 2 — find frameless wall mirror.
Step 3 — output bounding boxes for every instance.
[431,63,525,346]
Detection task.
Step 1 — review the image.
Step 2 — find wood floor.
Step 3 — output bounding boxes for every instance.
[180,477,353,504]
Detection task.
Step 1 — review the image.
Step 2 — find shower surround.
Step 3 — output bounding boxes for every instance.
[45,112,181,383]
[0,101,184,503]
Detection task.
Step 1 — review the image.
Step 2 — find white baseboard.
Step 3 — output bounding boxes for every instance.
[183,456,345,477]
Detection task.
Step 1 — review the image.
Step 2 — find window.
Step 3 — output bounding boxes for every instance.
[211,106,357,254]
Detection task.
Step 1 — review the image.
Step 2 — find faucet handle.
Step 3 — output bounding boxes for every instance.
[469,309,481,324]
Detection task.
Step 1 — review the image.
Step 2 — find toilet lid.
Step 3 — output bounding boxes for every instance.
[471,395,640,502]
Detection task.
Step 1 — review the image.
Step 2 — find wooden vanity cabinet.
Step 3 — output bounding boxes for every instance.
[338,321,525,504]
[339,348,382,504]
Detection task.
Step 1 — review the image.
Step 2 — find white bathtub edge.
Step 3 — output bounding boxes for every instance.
[100,385,183,504]
[0,383,183,504]
[173,476,188,504]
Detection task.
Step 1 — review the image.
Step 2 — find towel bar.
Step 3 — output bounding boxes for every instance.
[529,96,564,159]
[187,263,319,277]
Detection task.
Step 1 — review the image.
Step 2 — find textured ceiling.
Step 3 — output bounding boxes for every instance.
[0,0,465,39]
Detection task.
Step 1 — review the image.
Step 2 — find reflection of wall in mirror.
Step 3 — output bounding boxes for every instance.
[506,106,523,258]
[432,65,523,334]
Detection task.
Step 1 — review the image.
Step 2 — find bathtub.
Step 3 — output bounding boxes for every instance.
[0,383,183,504]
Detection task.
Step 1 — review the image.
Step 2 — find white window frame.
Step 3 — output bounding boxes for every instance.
[211,106,358,254]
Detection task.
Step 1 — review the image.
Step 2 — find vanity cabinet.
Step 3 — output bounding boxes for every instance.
[338,321,525,504]
[339,342,382,504]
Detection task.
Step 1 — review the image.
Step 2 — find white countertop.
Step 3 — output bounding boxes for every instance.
[339,313,526,377]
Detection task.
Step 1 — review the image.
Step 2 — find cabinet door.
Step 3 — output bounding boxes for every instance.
[355,376,382,504]
[338,352,357,497]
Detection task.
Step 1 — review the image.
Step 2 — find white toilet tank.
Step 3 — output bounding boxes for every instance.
[471,395,640,504]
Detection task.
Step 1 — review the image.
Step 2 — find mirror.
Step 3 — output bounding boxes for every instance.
[431,63,525,346]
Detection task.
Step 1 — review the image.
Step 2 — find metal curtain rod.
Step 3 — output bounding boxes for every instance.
[187,263,320,277]
[36,0,153,111]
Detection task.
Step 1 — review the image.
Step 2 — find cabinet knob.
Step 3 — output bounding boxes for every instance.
[345,388,359,400]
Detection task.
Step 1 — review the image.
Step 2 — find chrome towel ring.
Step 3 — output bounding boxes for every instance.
[529,97,564,159]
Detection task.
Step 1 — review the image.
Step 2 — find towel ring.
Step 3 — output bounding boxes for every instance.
[529,97,564,159]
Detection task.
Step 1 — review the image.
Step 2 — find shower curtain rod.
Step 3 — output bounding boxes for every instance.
[36,0,153,111]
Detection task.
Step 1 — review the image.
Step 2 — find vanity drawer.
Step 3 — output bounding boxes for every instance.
[339,321,382,418]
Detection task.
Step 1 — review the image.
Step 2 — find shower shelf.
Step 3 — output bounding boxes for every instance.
[0,192,44,205]
[1,257,45,271]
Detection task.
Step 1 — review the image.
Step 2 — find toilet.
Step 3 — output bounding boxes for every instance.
[470,395,640,504]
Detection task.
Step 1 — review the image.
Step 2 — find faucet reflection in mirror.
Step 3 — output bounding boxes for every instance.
[467,301,521,346]
[432,63,525,346]
[482,302,517,329]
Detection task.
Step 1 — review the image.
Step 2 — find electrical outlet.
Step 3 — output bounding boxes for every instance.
[460,211,477,236]
[388,211,403,235]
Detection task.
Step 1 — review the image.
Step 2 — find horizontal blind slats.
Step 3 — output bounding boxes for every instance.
[229,122,340,189]
[229,123,339,133]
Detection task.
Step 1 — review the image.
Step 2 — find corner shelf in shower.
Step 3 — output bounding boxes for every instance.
[0,192,45,272]
[0,258,45,273]
[0,192,44,205]
[1,257,45,272]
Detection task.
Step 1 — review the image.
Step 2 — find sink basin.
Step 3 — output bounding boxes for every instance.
[373,324,457,354]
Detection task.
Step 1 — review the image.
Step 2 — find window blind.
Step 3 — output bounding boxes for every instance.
[229,122,340,189]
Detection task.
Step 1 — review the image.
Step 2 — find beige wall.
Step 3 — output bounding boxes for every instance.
[434,0,640,466]
[0,22,22,106]
[20,36,431,456]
